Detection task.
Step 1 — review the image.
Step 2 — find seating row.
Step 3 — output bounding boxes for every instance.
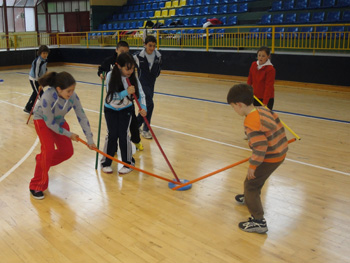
[127,0,253,6]
[270,0,350,11]
[260,10,350,24]
[249,26,348,38]
[100,16,238,31]
[112,4,248,21]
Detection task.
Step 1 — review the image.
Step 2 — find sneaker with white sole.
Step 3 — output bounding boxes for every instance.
[102,166,113,174]
[118,166,133,174]
[30,189,45,200]
[235,194,245,204]
[141,130,152,139]
[238,217,268,234]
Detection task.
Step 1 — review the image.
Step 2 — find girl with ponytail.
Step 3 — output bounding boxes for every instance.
[101,52,147,175]
[29,71,96,200]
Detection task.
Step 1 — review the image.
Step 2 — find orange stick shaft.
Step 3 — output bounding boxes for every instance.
[77,137,181,185]
[172,138,297,190]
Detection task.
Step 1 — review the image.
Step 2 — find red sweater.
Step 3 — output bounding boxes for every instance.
[247,61,276,105]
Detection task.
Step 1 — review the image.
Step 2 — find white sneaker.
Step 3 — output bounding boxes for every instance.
[118,166,133,174]
[102,166,113,174]
[142,130,152,139]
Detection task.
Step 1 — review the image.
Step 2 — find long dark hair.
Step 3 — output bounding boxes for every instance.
[106,52,139,104]
[38,71,75,90]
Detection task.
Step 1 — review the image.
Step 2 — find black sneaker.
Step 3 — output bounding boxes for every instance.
[30,189,44,200]
[235,194,245,204]
[23,108,31,114]
[238,217,268,234]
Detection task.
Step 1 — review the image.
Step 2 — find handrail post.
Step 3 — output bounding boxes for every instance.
[206,27,209,51]
[271,26,275,53]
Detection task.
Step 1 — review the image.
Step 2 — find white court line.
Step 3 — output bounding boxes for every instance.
[0,138,39,183]
[152,125,350,176]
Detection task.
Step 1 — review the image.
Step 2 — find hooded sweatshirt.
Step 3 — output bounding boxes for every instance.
[33,87,94,145]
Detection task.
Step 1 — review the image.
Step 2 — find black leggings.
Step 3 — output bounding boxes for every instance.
[254,98,274,110]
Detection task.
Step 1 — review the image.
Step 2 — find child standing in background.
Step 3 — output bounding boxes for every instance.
[101,53,147,175]
[30,71,96,200]
[227,83,288,234]
[133,35,162,139]
[247,46,276,110]
[24,45,49,113]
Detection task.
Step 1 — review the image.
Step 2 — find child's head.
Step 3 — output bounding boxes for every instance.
[116,52,136,78]
[37,45,49,60]
[144,35,157,55]
[116,41,129,56]
[257,46,271,65]
[39,72,76,100]
[227,84,254,116]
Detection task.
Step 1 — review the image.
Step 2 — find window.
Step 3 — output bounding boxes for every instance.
[14,7,25,32]
[25,8,35,31]
[48,2,57,13]
[38,14,46,31]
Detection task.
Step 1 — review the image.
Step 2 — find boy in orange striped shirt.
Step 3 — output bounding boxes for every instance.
[227,83,288,234]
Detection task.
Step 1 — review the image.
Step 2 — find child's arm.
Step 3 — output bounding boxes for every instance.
[137,79,147,111]
[246,127,268,170]
[72,93,94,145]
[263,66,276,105]
[247,62,254,85]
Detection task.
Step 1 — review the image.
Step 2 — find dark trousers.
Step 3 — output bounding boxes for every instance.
[25,80,43,111]
[254,98,274,110]
[101,106,134,167]
[130,104,141,144]
[137,85,154,132]
[244,160,284,220]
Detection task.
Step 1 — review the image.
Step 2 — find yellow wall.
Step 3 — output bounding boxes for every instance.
[90,0,127,6]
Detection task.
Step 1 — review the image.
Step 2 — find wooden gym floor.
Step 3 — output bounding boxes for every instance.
[0,65,349,263]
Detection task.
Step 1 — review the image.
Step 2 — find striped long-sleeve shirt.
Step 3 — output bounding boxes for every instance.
[244,107,288,170]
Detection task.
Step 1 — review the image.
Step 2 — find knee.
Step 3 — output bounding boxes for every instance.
[64,146,74,161]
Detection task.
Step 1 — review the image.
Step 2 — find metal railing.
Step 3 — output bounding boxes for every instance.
[1,24,349,54]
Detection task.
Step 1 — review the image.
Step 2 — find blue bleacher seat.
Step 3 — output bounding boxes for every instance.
[336,0,350,7]
[221,0,229,3]
[148,11,154,18]
[228,4,238,13]
[238,3,248,12]
[300,26,313,38]
[177,8,184,16]
[322,0,335,8]
[201,6,209,15]
[123,14,129,20]
[249,28,259,38]
[186,29,195,34]
[311,12,325,23]
[183,18,190,26]
[190,17,199,26]
[209,5,218,15]
[221,16,227,24]
[284,13,297,23]
[212,0,220,4]
[195,0,202,5]
[282,0,294,10]
[134,5,139,11]
[331,26,345,38]
[135,12,141,19]
[128,6,134,12]
[326,11,340,22]
[129,13,135,20]
[270,0,282,11]
[118,14,123,20]
[308,0,321,8]
[272,13,284,24]
[113,23,119,30]
[152,3,158,9]
[294,0,307,9]
[315,26,328,38]
[165,19,173,27]
[159,2,165,8]
[200,17,208,25]
[137,21,144,28]
[119,22,124,29]
[193,6,200,15]
[107,23,112,30]
[260,27,272,38]
[227,16,237,25]
[219,5,228,14]
[131,22,136,28]
[298,12,310,23]
[204,0,211,4]
[342,10,350,22]
[139,4,145,10]
[145,3,151,10]
[284,27,298,38]
[259,14,271,24]
[102,24,107,30]
[188,0,195,5]
[112,14,118,21]
[274,27,285,38]
[216,28,225,37]
[185,7,192,16]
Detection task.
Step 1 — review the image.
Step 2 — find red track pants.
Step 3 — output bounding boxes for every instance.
[30,119,73,191]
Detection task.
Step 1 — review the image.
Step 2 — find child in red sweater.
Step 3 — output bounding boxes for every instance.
[247,46,276,110]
